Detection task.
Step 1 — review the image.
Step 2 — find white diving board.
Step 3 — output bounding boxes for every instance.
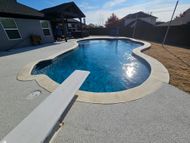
[1,70,90,143]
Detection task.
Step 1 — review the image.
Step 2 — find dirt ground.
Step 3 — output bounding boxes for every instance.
[144,42,190,93]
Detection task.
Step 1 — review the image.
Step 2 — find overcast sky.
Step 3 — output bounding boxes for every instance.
[18,0,190,25]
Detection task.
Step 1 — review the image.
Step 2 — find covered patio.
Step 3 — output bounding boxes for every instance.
[41,2,87,41]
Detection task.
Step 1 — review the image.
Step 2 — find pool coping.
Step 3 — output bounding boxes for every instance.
[17,36,170,104]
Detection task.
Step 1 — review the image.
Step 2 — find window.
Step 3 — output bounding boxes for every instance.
[40,20,51,36]
[0,18,21,40]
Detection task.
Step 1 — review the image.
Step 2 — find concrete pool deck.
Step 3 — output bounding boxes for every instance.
[0,37,190,142]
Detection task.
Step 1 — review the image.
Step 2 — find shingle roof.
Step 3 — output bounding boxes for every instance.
[158,8,190,26]
[41,2,85,18]
[121,11,157,21]
[0,0,44,18]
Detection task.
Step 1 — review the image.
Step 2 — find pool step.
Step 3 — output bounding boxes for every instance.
[1,70,90,143]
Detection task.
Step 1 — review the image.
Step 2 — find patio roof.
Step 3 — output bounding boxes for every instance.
[41,2,85,19]
[0,0,44,19]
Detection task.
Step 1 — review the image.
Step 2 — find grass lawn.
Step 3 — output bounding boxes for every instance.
[144,42,190,93]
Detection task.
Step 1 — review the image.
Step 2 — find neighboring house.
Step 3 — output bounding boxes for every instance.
[158,8,190,26]
[0,0,54,51]
[121,11,157,27]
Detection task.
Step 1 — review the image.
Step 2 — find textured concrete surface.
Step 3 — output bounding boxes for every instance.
[53,84,190,143]
[0,40,76,139]
[2,70,89,143]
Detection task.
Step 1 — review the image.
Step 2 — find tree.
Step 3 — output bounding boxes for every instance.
[105,13,119,28]
[175,10,187,19]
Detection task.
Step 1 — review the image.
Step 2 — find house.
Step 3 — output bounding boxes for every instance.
[158,8,190,26]
[121,11,157,27]
[0,0,54,51]
[41,2,86,39]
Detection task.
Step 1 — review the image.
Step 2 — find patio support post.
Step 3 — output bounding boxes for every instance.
[63,18,68,42]
[83,18,86,25]
[79,17,83,37]
[66,18,69,32]
[66,18,69,40]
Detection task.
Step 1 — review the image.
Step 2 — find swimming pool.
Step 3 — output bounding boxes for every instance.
[32,39,150,92]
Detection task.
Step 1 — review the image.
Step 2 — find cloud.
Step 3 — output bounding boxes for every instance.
[85,0,190,25]
[149,3,190,22]
[79,2,98,10]
[103,0,127,9]
[85,10,111,25]
[113,1,190,22]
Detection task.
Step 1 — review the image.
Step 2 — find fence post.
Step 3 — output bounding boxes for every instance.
[162,0,179,47]
[132,13,138,38]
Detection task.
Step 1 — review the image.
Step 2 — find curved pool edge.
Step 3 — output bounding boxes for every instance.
[17,36,170,104]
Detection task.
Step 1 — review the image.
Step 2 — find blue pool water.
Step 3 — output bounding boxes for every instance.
[32,39,150,92]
